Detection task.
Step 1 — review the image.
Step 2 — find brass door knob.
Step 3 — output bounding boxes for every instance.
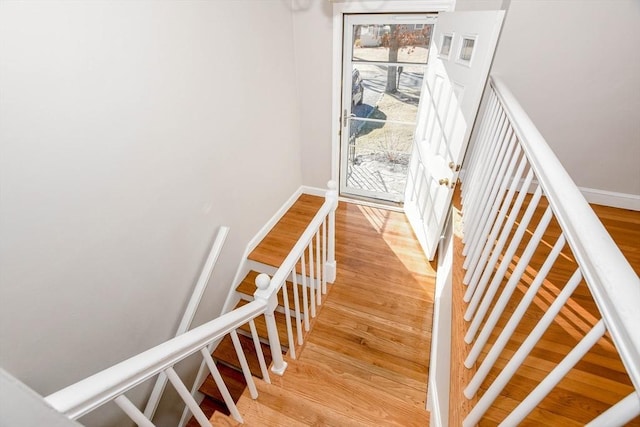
[439,178,449,186]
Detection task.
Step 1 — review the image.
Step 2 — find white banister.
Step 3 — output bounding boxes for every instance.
[44,182,338,425]
[45,300,265,419]
[143,226,229,420]
[250,181,338,374]
[458,75,640,425]
[490,76,640,391]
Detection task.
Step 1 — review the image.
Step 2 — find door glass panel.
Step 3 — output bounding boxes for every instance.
[346,119,415,201]
[440,34,453,58]
[352,24,430,64]
[459,36,476,63]
[341,16,435,204]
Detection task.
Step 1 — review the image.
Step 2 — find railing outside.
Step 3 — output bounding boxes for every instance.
[459,76,640,425]
[44,182,338,426]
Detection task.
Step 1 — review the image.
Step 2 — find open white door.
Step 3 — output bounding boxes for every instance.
[404,11,504,261]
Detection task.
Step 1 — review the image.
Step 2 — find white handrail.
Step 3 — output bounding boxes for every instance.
[254,184,338,303]
[143,226,230,419]
[490,75,640,392]
[44,183,339,424]
[253,181,339,374]
[45,300,265,420]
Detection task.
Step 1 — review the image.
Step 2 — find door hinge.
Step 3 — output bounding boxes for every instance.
[343,109,348,127]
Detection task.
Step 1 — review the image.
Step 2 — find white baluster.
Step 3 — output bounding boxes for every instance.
[300,255,310,331]
[229,330,258,398]
[199,348,244,423]
[164,367,210,427]
[462,90,500,202]
[254,273,288,375]
[463,185,543,305]
[290,269,303,345]
[463,154,528,280]
[465,205,553,332]
[281,278,296,359]
[322,217,328,294]
[463,139,520,279]
[114,395,155,427]
[465,232,567,371]
[325,180,338,283]
[463,268,583,426]
[587,392,640,427]
[463,107,508,243]
[464,126,515,255]
[308,242,316,318]
[462,90,499,196]
[500,320,606,426]
[248,319,270,384]
[316,230,322,306]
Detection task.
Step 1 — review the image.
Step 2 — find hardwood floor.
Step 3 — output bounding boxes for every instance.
[210,193,639,426]
[217,197,436,426]
[451,191,640,426]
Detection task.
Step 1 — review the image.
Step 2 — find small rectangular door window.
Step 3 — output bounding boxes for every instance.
[458,36,476,63]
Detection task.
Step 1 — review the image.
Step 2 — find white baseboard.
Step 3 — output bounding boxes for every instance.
[300,185,326,197]
[579,187,640,211]
[460,169,639,211]
[247,187,305,253]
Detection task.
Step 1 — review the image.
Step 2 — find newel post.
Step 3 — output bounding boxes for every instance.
[325,180,338,283]
[254,273,288,375]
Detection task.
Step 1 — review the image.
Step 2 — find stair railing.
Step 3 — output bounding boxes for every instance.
[144,225,229,421]
[45,301,269,426]
[43,182,339,426]
[459,75,640,425]
[254,180,339,370]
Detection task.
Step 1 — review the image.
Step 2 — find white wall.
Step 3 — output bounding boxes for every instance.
[292,0,335,188]
[294,0,640,199]
[488,0,640,197]
[0,1,301,425]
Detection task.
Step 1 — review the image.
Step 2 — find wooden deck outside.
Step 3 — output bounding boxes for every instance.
[212,193,639,426]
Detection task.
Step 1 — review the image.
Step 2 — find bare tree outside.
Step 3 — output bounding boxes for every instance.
[346,21,433,200]
[381,25,431,93]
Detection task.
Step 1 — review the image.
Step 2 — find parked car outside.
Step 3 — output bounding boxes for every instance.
[352,69,364,108]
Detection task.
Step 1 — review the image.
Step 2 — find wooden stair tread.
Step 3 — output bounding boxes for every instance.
[199,363,247,408]
[185,396,223,427]
[236,270,305,313]
[248,194,324,268]
[235,299,291,351]
[212,333,273,379]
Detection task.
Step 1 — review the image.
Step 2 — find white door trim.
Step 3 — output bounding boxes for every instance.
[330,0,455,185]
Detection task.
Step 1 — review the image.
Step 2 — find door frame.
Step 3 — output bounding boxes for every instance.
[330,1,455,188]
[339,13,437,204]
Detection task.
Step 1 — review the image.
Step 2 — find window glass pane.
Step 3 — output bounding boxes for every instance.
[346,119,415,198]
[352,64,423,122]
[352,24,433,65]
[440,34,452,57]
[460,37,475,62]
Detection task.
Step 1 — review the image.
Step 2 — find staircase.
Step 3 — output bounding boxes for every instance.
[184,192,436,426]
[187,194,326,426]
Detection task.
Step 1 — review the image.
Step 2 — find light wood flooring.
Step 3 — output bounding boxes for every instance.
[451,193,640,426]
[214,195,436,426]
[210,193,639,426]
